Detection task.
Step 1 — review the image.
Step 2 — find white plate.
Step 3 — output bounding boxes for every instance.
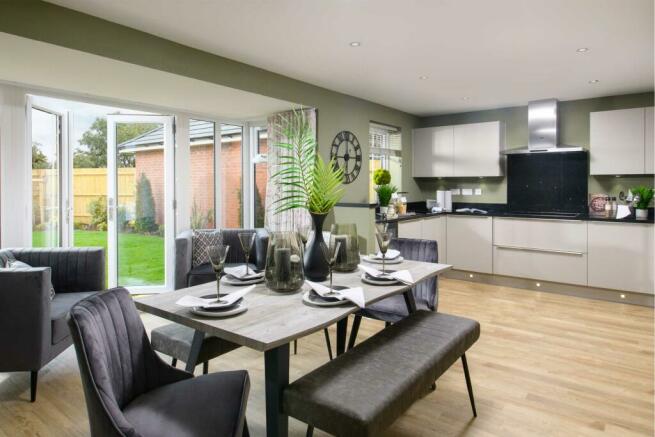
[360,273,400,286]
[191,301,248,318]
[302,290,351,307]
[362,255,404,265]
[221,275,265,286]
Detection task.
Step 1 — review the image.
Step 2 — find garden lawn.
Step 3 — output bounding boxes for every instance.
[32,230,164,286]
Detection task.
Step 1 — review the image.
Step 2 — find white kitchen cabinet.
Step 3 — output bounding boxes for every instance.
[446,215,492,273]
[421,216,447,263]
[412,126,453,177]
[588,222,654,294]
[590,107,650,175]
[453,121,505,177]
[645,107,654,174]
[493,218,588,286]
[397,219,423,240]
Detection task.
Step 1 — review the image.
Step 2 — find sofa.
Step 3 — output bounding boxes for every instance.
[0,247,105,401]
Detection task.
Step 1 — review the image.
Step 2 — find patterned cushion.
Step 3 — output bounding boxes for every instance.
[192,230,222,267]
[0,249,15,267]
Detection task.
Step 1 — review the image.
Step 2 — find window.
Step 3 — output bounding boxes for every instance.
[369,123,402,202]
[220,124,244,228]
[189,119,216,229]
[253,127,268,228]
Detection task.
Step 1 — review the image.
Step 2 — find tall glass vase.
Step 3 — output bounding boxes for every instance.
[264,231,304,292]
[303,212,329,281]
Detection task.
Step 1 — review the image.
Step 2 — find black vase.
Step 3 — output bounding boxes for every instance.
[304,212,329,281]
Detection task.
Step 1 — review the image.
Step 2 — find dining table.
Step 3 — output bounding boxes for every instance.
[135,259,452,437]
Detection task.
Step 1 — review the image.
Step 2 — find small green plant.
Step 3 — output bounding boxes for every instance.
[87,196,107,230]
[375,184,397,207]
[632,186,654,209]
[373,168,391,185]
[135,173,158,233]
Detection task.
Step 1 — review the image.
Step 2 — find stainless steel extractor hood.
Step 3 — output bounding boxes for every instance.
[503,98,584,154]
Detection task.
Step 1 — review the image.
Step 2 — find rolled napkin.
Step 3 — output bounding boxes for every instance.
[305,280,366,308]
[370,249,401,260]
[176,285,256,309]
[358,264,414,285]
[224,265,264,280]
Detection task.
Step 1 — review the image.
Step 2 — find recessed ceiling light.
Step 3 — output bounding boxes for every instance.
[349,41,361,47]
[589,79,600,84]
[576,47,590,53]
[419,75,428,80]
[461,96,470,101]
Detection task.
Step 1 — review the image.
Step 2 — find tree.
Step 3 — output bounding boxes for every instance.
[74,117,158,168]
[135,173,158,233]
[32,143,51,169]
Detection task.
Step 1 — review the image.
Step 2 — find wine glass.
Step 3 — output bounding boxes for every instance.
[320,240,342,293]
[298,223,311,246]
[238,232,256,276]
[207,244,229,301]
[375,228,393,273]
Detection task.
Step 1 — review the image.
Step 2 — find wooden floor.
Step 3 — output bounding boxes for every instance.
[0,278,652,436]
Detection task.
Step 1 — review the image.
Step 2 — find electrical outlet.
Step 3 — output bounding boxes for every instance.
[450,188,461,195]
[461,188,473,196]
[474,188,482,196]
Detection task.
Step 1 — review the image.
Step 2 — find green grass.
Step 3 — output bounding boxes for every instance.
[32,230,164,286]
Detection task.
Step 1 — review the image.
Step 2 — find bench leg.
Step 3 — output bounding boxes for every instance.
[306,425,314,437]
[203,361,209,375]
[461,353,477,417]
[323,329,333,361]
[347,314,361,350]
[30,371,38,402]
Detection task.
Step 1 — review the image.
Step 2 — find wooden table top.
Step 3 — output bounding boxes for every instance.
[135,260,451,352]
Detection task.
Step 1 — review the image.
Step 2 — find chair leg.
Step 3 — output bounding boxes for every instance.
[385,321,391,328]
[171,358,177,367]
[294,339,298,355]
[203,361,209,375]
[306,424,314,437]
[323,328,333,361]
[347,314,362,350]
[30,371,38,402]
[242,418,250,437]
[430,382,437,391]
[461,353,477,417]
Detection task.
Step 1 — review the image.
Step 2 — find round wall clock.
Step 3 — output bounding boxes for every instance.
[330,130,362,184]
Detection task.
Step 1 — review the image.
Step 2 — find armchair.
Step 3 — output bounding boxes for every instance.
[0,247,105,401]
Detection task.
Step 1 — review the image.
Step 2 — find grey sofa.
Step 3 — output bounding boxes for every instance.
[0,247,105,401]
[174,228,269,290]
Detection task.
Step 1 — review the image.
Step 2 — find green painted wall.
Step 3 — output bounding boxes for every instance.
[0,0,421,205]
[417,92,655,204]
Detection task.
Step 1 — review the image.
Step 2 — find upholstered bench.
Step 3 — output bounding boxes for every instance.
[283,310,480,437]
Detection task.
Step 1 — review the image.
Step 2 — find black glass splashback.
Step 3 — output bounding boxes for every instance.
[507,151,588,214]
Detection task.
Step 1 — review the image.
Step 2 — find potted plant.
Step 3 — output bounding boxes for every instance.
[373,169,397,215]
[631,186,654,220]
[271,109,345,280]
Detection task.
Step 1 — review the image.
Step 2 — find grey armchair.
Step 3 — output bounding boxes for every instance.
[68,287,250,437]
[0,247,105,401]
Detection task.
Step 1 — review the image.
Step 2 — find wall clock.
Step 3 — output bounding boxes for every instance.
[330,130,362,184]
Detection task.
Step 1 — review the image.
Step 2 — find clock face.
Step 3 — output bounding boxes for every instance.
[330,130,362,184]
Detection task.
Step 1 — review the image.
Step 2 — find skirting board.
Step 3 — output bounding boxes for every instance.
[443,270,654,307]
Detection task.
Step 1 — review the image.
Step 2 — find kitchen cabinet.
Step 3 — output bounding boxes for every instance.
[645,107,654,174]
[397,219,423,239]
[588,222,654,294]
[493,218,588,286]
[590,107,653,175]
[412,121,504,177]
[446,215,492,273]
[397,216,447,263]
[453,121,505,177]
[412,126,453,177]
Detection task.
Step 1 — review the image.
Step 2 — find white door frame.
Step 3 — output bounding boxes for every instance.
[107,114,175,293]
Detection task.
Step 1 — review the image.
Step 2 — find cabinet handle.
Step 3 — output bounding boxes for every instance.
[494,244,584,256]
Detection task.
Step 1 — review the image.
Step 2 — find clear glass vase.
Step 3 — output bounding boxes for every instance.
[265,231,305,292]
[330,223,360,272]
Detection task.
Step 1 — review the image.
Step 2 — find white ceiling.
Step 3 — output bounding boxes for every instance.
[47,0,654,116]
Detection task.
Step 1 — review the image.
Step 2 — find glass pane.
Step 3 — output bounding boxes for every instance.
[254,128,268,228]
[116,121,165,287]
[31,108,60,247]
[221,124,243,228]
[190,119,215,229]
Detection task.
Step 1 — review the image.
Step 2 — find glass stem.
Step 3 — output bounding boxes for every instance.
[382,254,386,273]
[216,274,221,300]
[245,252,249,275]
[329,268,333,292]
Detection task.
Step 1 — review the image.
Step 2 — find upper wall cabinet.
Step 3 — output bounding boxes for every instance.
[412,121,505,178]
[590,107,654,175]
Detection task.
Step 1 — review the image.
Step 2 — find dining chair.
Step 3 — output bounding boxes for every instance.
[68,287,250,437]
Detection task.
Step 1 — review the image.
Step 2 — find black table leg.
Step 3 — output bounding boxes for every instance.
[185,330,205,373]
[336,317,348,356]
[265,343,290,437]
[403,289,417,313]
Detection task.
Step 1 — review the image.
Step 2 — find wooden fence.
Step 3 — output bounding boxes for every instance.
[32,168,136,225]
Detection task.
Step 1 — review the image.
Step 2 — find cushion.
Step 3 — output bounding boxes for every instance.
[283,311,480,437]
[151,323,240,363]
[192,230,222,267]
[51,291,98,344]
[123,370,249,437]
[0,249,15,267]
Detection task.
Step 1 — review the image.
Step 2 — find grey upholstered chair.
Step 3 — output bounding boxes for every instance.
[153,229,269,373]
[345,238,439,350]
[68,287,250,437]
[0,247,104,401]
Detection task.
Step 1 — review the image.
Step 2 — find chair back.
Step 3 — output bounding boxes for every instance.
[390,238,439,311]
